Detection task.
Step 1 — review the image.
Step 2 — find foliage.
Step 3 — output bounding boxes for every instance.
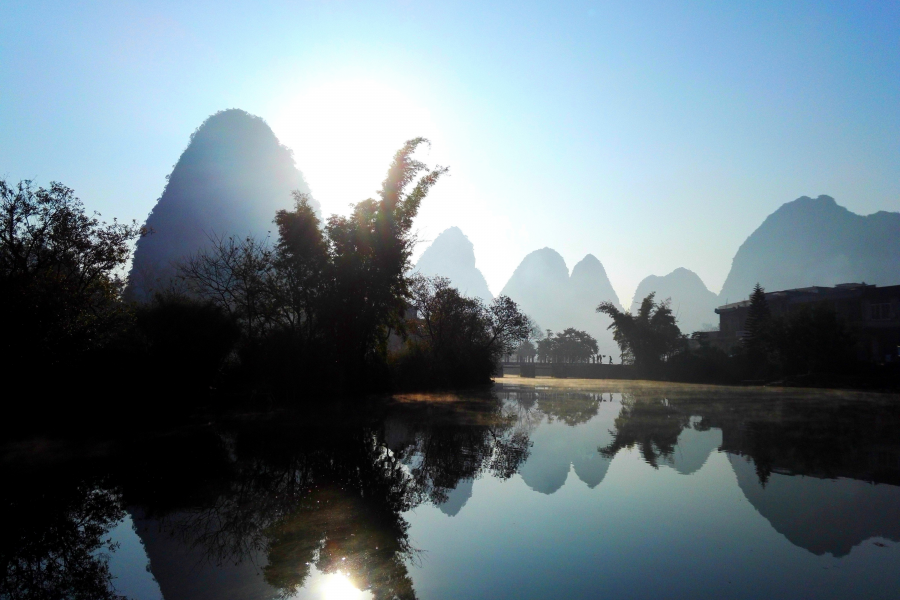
[0,179,142,369]
[0,473,127,600]
[536,330,554,363]
[553,328,598,363]
[132,293,241,391]
[743,283,770,344]
[742,283,771,374]
[515,339,536,362]
[534,328,598,363]
[398,275,529,387]
[271,191,329,343]
[174,139,448,392]
[178,233,277,340]
[768,303,857,376]
[323,139,447,382]
[597,293,683,369]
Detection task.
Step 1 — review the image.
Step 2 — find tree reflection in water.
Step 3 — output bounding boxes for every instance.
[599,394,691,468]
[0,467,126,600]
[118,391,531,600]
[386,393,532,505]
[4,385,900,598]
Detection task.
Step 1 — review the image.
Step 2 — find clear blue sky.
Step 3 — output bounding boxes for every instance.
[2,0,898,305]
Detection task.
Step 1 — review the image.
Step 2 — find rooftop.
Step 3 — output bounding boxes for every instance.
[715,282,881,313]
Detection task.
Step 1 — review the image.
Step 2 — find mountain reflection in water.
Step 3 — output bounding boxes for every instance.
[2,383,899,599]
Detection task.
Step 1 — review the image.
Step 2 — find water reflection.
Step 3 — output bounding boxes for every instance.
[138,395,532,600]
[499,381,900,558]
[0,465,126,600]
[2,383,900,598]
[501,390,618,493]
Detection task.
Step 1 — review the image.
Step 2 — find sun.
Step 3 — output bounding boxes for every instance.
[272,79,438,216]
[317,572,368,600]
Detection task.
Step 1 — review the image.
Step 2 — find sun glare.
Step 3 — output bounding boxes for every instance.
[317,572,367,600]
[272,80,438,216]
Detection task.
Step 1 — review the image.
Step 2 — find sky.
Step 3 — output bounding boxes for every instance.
[2,0,899,306]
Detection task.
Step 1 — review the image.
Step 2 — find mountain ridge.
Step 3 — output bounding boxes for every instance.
[128,109,315,299]
[500,247,621,355]
[719,195,900,302]
[630,267,718,333]
[413,227,493,303]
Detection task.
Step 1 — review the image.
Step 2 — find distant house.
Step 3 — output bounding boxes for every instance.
[708,283,900,364]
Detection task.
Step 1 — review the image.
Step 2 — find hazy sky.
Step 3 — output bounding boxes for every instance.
[3,1,898,305]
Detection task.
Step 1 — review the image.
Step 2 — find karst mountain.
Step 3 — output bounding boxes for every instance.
[719,195,900,303]
[630,268,719,334]
[127,112,899,344]
[413,227,493,303]
[500,248,622,356]
[128,109,316,299]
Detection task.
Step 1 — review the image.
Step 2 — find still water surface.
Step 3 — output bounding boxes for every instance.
[4,381,900,599]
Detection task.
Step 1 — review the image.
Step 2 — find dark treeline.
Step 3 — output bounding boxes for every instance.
[598,289,898,388]
[1,140,530,427]
[512,327,605,364]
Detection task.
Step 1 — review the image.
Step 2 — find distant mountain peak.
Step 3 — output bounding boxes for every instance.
[570,254,621,309]
[510,248,570,284]
[500,248,620,354]
[420,227,476,269]
[128,109,313,300]
[630,268,717,333]
[570,254,608,278]
[414,227,492,302]
[719,195,900,302]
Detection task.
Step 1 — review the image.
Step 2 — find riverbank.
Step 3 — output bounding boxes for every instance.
[498,364,900,394]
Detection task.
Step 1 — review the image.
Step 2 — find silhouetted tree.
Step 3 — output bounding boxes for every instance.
[550,328,598,363]
[742,283,771,375]
[0,179,142,373]
[534,328,598,363]
[769,303,857,376]
[178,233,277,340]
[400,275,529,386]
[487,295,532,356]
[324,138,447,385]
[536,330,555,363]
[271,191,329,343]
[171,139,449,392]
[597,293,682,370]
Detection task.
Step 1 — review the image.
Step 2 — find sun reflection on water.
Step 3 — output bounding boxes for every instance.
[317,572,367,600]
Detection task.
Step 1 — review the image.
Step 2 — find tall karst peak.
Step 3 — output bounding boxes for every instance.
[419,227,476,269]
[414,227,492,302]
[500,248,619,355]
[128,109,315,300]
[631,268,718,334]
[719,195,900,303]
[504,248,570,288]
[570,254,621,310]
